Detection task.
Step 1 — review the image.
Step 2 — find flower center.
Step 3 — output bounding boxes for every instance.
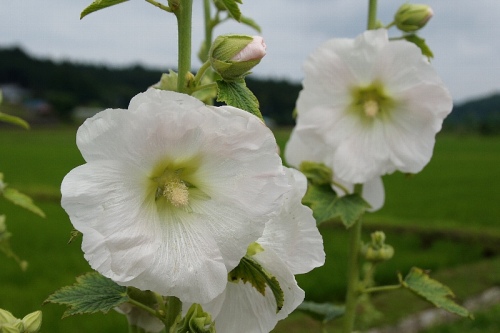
[154,169,190,209]
[363,100,379,118]
[162,177,189,208]
[349,81,394,120]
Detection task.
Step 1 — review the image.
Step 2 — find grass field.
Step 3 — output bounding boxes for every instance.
[0,127,499,332]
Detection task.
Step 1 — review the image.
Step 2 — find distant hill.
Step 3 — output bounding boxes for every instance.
[0,46,498,132]
[445,94,500,134]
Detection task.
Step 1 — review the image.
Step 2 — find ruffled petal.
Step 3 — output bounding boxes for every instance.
[201,249,304,333]
[258,168,325,274]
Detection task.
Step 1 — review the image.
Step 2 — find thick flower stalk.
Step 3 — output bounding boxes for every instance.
[285,29,453,184]
[61,89,290,304]
[197,168,325,333]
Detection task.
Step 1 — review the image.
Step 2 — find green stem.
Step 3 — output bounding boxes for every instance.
[363,284,402,294]
[145,0,172,12]
[342,184,364,333]
[203,0,213,61]
[127,299,160,319]
[367,0,378,30]
[193,60,212,85]
[174,0,193,93]
[331,180,351,196]
[165,296,182,331]
[191,82,217,93]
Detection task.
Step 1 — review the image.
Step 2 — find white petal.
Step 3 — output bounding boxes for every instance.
[258,168,325,274]
[202,249,304,333]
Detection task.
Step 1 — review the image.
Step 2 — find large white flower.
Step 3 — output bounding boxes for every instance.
[198,168,325,333]
[61,89,290,303]
[285,125,385,211]
[286,29,452,184]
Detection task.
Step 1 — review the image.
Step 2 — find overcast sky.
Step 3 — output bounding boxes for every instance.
[1,0,499,103]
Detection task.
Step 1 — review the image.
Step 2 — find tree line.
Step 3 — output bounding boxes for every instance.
[1,46,499,133]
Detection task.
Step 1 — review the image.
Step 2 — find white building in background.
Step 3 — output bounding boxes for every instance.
[0,83,28,104]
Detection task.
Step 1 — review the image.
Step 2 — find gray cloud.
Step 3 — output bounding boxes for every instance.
[1,0,499,102]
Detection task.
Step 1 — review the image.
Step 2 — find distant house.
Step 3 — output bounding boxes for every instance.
[0,83,28,104]
[73,106,102,122]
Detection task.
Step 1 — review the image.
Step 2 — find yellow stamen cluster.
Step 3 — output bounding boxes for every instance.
[163,178,189,208]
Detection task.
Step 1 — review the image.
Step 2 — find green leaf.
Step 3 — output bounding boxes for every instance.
[220,0,242,21]
[216,79,263,120]
[302,184,370,228]
[404,34,434,59]
[45,272,129,318]
[299,161,333,186]
[297,301,345,323]
[228,255,284,313]
[240,16,261,33]
[401,267,473,318]
[0,112,29,129]
[2,188,45,218]
[81,0,129,19]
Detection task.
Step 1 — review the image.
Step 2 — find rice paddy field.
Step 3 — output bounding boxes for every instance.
[0,126,499,332]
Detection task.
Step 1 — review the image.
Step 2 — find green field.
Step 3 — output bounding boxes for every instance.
[1,127,499,332]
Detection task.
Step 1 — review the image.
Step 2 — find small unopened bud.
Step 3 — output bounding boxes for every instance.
[1,323,22,333]
[361,231,394,263]
[22,311,42,333]
[209,35,266,81]
[0,309,17,324]
[394,3,433,32]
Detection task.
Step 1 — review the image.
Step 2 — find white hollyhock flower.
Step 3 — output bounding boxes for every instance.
[285,126,385,211]
[61,89,290,303]
[287,29,452,184]
[197,168,325,333]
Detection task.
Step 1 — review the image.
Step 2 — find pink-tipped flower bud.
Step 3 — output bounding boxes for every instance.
[210,35,266,81]
[394,3,433,32]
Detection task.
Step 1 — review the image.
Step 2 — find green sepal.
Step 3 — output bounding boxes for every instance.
[0,112,29,129]
[299,161,333,186]
[228,255,284,313]
[302,183,370,228]
[240,16,261,33]
[216,79,263,120]
[404,34,434,60]
[45,272,129,318]
[81,0,129,19]
[400,267,473,318]
[219,0,242,21]
[297,301,345,323]
[172,304,215,333]
[2,187,45,218]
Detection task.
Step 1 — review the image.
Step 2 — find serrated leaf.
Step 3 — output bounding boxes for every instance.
[240,15,261,32]
[0,112,29,129]
[302,184,370,228]
[220,0,242,21]
[297,301,345,323]
[81,0,129,19]
[45,272,129,318]
[2,188,45,218]
[404,34,434,59]
[401,267,473,318]
[299,161,332,186]
[216,79,263,120]
[228,255,284,313]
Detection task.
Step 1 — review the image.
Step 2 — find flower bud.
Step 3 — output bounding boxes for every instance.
[361,231,394,263]
[1,323,22,333]
[0,309,17,324]
[0,215,6,234]
[21,311,42,333]
[394,3,433,32]
[209,35,266,81]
